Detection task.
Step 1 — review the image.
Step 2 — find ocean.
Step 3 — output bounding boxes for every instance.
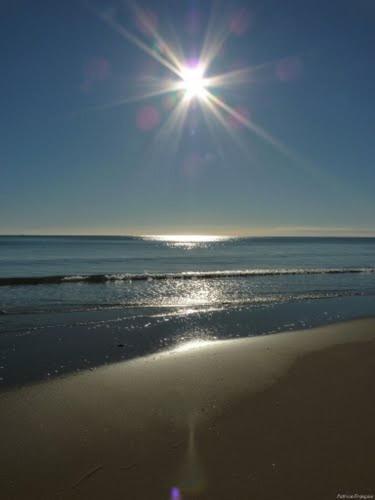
[0,235,374,387]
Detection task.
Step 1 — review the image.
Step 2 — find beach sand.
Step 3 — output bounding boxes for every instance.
[1,318,374,499]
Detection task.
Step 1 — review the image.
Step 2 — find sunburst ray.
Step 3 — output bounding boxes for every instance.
[86,0,317,173]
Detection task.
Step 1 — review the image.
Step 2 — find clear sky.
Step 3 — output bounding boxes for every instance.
[1,0,375,236]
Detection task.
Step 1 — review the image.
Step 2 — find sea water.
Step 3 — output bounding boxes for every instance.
[1,235,374,387]
[0,235,374,315]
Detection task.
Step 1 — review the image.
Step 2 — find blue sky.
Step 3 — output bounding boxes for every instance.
[1,0,375,236]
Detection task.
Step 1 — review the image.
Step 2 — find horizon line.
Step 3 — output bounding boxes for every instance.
[1,232,375,238]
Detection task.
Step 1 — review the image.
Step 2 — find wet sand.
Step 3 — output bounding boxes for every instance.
[1,318,375,499]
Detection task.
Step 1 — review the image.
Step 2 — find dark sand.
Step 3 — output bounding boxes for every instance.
[1,319,374,499]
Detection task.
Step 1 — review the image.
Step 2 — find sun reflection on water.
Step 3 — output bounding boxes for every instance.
[172,338,217,353]
[143,234,229,249]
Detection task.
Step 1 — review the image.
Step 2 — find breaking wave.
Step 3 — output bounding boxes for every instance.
[0,267,375,286]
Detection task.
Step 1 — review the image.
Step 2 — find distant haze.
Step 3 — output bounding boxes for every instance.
[1,226,375,238]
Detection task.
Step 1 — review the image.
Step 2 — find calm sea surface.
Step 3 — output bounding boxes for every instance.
[0,235,375,315]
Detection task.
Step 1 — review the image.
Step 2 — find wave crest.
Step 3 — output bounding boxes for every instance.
[0,267,374,286]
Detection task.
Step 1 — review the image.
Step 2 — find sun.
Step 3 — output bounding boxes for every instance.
[179,64,207,99]
[94,4,295,164]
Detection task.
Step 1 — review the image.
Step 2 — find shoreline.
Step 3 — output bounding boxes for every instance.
[1,295,375,391]
[1,318,375,499]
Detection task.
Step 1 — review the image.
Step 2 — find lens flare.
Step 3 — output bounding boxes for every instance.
[89,2,313,174]
[179,65,207,99]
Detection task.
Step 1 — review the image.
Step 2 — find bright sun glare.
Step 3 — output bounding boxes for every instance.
[94,4,297,164]
[180,65,207,99]
[147,234,226,242]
